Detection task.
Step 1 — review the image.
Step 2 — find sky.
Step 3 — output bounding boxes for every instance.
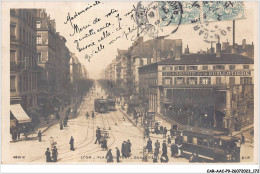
[44,1,257,79]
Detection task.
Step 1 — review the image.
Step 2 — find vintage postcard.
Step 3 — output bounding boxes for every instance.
[1,1,259,169]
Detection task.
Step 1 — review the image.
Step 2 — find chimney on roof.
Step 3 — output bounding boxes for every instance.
[184,45,190,54]
[216,39,221,58]
[232,20,236,53]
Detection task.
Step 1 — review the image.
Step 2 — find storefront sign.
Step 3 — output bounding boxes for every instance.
[162,70,251,76]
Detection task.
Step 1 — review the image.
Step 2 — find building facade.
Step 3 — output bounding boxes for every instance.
[10,9,38,111]
[139,47,254,130]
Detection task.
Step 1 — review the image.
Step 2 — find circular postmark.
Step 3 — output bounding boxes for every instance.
[135,1,183,39]
[193,21,232,43]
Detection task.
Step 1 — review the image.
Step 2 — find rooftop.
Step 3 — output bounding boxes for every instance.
[140,53,254,69]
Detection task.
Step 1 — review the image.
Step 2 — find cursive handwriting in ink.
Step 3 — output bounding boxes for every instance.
[74,40,95,52]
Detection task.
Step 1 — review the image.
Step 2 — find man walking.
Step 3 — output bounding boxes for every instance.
[38,130,42,142]
[162,140,167,156]
[95,127,101,144]
[241,134,245,144]
[146,138,152,153]
[163,127,168,138]
[70,136,75,151]
[116,147,120,162]
[155,140,160,153]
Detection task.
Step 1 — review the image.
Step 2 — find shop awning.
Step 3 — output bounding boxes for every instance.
[10,104,31,123]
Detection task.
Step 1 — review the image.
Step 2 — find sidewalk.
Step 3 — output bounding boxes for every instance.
[13,104,77,142]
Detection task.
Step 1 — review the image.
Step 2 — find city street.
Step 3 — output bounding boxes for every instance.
[10,85,189,163]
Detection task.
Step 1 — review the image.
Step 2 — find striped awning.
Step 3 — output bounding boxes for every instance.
[11,104,31,123]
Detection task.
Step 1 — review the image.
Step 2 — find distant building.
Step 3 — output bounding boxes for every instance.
[222,39,254,59]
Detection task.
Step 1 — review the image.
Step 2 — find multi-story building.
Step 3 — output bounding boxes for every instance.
[139,42,254,131]
[36,9,71,110]
[10,9,38,113]
[36,9,57,110]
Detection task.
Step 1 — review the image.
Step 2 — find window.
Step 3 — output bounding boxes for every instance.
[200,77,211,85]
[10,24,16,37]
[229,77,235,85]
[240,77,252,84]
[216,77,222,85]
[37,52,42,62]
[163,66,173,71]
[187,77,197,84]
[10,50,16,63]
[187,66,198,70]
[175,77,185,84]
[36,35,42,44]
[229,65,235,70]
[202,66,208,70]
[213,65,225,70]
[10,76,16,92]
[174,66,185,71]
[243,65,249,69]
[164,77,171,85]
[36,21,41,28]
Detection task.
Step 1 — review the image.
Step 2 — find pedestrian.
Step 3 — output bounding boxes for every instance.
[95,127,101,144]
[92,112,95,119]
[170,128,174,138]
[116,147,120,162]
[38,130,42,142]
[17,128,20,140]
[63,119,68,127]
[160,126,163,134]
[155,123,159,134]
[102,138,108,150]
[146,138,152,153]
[167,135,171,144]
[241,134,245,144]
[12,130,17,142]
[155,140,160,153]
[163,127,167,138]
[60,121,63,130]
[145,128,150,138]
[121,141,126,158]
[106,149,113,163]
[70,136,75,151]
[171,143,177,157]
[52,146,58,162]
[127,139,132,157]
[86,112,89,119]
[162,140,167,156]
[45,148,52,162]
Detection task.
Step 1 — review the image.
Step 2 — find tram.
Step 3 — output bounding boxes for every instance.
[179,125,240,162]
[94,99,108,113]
[107,99,116,111]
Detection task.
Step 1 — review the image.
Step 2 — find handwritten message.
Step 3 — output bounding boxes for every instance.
[64,1,147,62]
[63,1,246,62]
